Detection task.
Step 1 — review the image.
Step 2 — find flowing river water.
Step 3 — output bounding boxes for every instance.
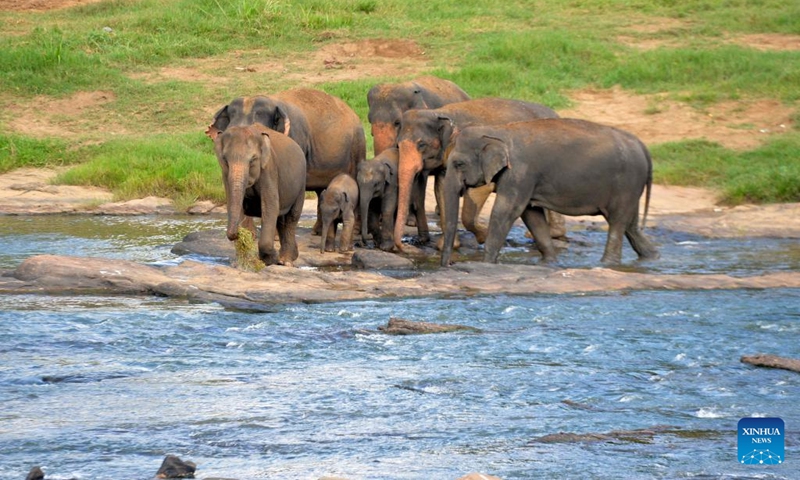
[0,215,798,479]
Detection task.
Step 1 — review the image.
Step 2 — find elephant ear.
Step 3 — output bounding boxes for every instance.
[273,105,291,137]
[480,135,511,184]
[437,115,455,150]
[206,105,230,140]
[258,130,273,170]
[410,83,429,109]
[382,159,395,186]
[341,191,349,205]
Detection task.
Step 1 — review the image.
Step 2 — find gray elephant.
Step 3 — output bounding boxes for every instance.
[441,119,660,266]
[367,76,470,156]
[319,173,359,254]
[357,147,402,251]
[395,97,559,250]
[214,125,306,266]
[206,88,366,233]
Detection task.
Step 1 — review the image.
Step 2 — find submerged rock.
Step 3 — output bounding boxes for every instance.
[741,354,800,373]
[25,466,44,480]
[155,455,196,478]
[378,317,480,335]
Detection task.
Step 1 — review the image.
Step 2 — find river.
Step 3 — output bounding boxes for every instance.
[0,215,798,479]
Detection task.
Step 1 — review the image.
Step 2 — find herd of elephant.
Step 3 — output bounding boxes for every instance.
[205,76,659,267]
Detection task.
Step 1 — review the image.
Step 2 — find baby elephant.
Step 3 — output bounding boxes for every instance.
[319,173,359,253]
[214,125,306,266]
[357,147,400,251]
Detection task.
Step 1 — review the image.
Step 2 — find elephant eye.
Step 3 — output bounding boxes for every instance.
[417,140,427,150]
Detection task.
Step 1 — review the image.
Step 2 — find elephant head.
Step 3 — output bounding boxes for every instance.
[356,153,396,242]
[214,125,276,242]
[367,81,429,156]
[441,132,510,266]
[206,97,292,141]
[393,110,456,248]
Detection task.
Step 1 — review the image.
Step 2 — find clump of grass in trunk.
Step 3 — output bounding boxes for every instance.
[233,226,264,272]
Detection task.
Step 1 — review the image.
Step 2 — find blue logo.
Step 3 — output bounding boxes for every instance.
[738,417,784,465]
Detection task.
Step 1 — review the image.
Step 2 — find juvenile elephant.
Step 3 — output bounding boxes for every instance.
[206,88,366,232]
[319,173,359,254]
[214,125,306,266]
[440,119,660,266]
[367,76,470,155]
[357,147,402,251]
[395,97,559,250]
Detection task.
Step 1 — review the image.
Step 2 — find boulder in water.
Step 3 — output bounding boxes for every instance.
[155,455,196,478]
[378,317,480,335]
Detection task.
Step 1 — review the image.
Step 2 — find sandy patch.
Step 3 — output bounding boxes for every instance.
[5,90,128,138]
[559,86,794,149]
[0,0,104,11]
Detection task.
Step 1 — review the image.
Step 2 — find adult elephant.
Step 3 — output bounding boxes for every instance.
[213,125,306,266]
[367,76,470,155]
[440,119,660,266]
[206,88,366,232]
[394,98,559,250]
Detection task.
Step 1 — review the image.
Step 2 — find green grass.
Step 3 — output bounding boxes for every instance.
[1,0,799,204]
[54,133,224,203]
[652,134,800,204]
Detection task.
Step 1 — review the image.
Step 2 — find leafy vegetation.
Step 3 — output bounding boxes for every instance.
[0,0,798,205]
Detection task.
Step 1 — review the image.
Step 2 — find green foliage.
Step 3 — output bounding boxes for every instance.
[0,135,80,173]
[652,135,800,204]
[55,133,224,203]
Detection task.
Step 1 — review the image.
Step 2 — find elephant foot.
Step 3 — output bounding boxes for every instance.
[379,241,394,252]
[405,217,417,227]
[473,226,488,245]
[311,219,322,236]
[436,235,460,251]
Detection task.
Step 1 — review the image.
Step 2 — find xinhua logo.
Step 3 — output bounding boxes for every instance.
[738,417,784,465]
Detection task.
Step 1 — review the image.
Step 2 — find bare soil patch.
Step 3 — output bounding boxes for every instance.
[618,30,800,52]
[560,86,794,149]
[0,0,104,11]
[132,39,430,88]
[5,90,128,138]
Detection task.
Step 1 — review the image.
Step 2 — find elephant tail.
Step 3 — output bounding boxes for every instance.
[641,140,653,230]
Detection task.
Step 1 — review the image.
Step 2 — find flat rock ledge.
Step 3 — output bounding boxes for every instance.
[3,255,800,308]
[378,318,481,335]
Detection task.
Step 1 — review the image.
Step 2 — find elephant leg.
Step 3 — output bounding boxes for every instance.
[258,217,279,266]
[625,213,659,261]
[483,193,529,264]
[413,174,430,243]
[367,207,382,246]
[461,184,492,244]
[339,210,356,253]
[311,189,323,236]
[546,210,567,239]
[277,201,303,266]
[521,206,557,264]
[600,216,626,265]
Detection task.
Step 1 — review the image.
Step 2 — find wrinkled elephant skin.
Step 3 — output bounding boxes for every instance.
[357,148,402,251]
[214,125,306,266]
[319,173,359,254]
[441,119,660,266]
[394,98,559,250]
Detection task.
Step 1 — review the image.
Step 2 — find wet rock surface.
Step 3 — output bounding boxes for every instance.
[377,317,481,335]
[4,254,800,307]
[155,455,196,478]
[741,354,800,373]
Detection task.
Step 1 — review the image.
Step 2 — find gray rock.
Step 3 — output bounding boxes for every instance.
[378,317,480,335]
[25,466,44,480]
[96,196,175,215]
[171,230,235,259]
[155,455,195,478]
[351,249,414,270]
[741,354,800,373]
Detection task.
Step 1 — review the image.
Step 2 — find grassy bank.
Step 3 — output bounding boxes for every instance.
[1,0,798,205]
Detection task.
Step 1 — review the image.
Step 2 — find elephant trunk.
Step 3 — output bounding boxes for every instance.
[319,216,332,254]
[360,185,373,242]
[440,170,462,267]
[371,122,397,156]
[226,166,248,241]
[394,140,423,249]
